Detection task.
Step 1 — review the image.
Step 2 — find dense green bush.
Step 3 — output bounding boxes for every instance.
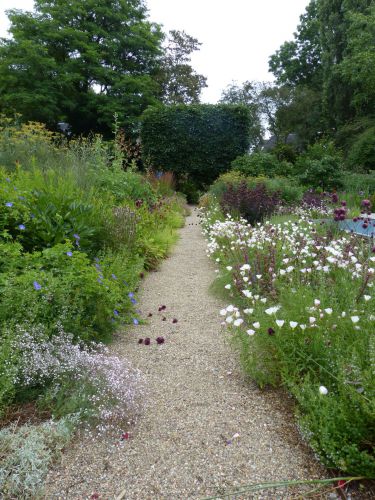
[141,104,252,189]
[298,156,343,190]
[231,152,293,178]
[347,127,375,173]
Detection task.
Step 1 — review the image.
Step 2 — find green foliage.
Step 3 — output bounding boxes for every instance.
[141,104,252,189]
[347,127,375,173]
[0,0,163,135]
[0,417,77,499]
[231,152,293,178]
[262,177,303,205]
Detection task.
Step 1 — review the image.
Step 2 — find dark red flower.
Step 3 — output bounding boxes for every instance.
[147,313,153,317]
[158,305,166,312]
[162,316,166,321]
[144,338,151,345]
[268,327,275,336]
[156,336,165,344]
[138,339,143,344]
[120,432,130,440]
[172,318,178,324]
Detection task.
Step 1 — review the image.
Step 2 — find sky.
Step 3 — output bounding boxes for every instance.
[0,0,309,103]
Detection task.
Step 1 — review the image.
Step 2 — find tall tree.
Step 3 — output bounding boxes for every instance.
[0,0,163,135]
[219,80,263,148]
[157,30,207,104]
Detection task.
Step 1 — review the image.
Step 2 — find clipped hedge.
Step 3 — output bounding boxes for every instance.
[141,104,252,188]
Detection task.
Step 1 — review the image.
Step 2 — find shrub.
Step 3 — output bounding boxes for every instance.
[261,177,303,206]
[231,152,293,178]
[220,181,280,224]
[141,104,252,189]
[347,127,375,173]
[298,156,344,190]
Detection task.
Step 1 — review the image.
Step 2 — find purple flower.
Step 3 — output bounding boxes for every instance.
[144,338,151,345]
[172,318,178,324]
[5,202,13,207]
[128,292,134,298]
[131,298,137,305]
[111,274,117,280]
[156,337,165,344]
[73,233,80,240]
[268,327,275,336]
[66,251,73,257]
[133,318,139,325]
[33,281,42,291]
[18,224,26,230]
[5,177,10,182]
[158,305,166,312]
[114,310,119,316]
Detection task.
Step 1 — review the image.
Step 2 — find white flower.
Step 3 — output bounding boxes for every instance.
[299,324,306,330]
[226,316,233,324]
[225,284,231,290]
[289,321,298,329]
[341,311,346,318]
[233,318,244,327]
[279,269,286,276]
[351,316,360,324]
[256,274,262,279]
[247,329,255,336]
[364,295,371,301]
[286,266,294,273]
[242,289,252,298]
[265,306,281,315]
[324,308,333,315]
[319,386,328,395]
[226,305,235,312]
[253,322,260,329]
[219,309,227,316]
[314,299,320,306]
[276,319,285,328]
[240,264,251,271]
[260,298,267,303]
[244,308,254,315]
[215,258,220,262]
[243,277,249,282]
[309,317,316,324]
[226,266,233,271]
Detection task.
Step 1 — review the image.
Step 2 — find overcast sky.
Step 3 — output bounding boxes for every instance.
[0,0,308,103]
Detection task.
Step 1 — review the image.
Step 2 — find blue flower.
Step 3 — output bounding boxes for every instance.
[66,251,73,257]
[94,257,100,263]
[133,318,139,325]
[33,281,42,291]
[5,202,13,207]
[97,278,103,284]
[5,178,10,182]
[18,224,26,230]
[18,196,25,200]
[95,263,101,270]
[131,298,137,304]
[128,292,134,298]
[73,233,80,240]
[114,309,119,316]
[111,274,117,280]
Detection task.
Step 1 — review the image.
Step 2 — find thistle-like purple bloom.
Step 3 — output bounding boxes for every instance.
[33,281,42,291]
[268,327,275,336]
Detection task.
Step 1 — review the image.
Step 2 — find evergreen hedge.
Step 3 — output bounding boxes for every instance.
[140,104,251,187]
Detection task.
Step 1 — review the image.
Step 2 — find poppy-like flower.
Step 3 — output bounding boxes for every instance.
[319,386,328,395]
[66,251,73,257]
[5,202,13,207]
[128,292,135,298]
[33,281,42,290]
[172,318,178,323]
[144,338,151,345]
[156,337,165,344]
[18,224,26,230]
[299,324,306,330]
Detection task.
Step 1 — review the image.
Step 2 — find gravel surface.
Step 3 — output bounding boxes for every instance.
[43,207,327,499]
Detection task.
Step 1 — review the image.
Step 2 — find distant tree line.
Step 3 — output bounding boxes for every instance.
[220,0,375,171]
[0,0,207,136]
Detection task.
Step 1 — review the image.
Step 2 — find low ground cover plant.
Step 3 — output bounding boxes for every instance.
[202,197,375,477]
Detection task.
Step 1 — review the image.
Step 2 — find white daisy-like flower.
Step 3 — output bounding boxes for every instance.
[341,311,346,318]
[226,316,233,324]
[324,308,333,315]
[233,318,244,327]
[253,322,260,329]
[225,284,231,290]
[260,298,267,304]
[364,295,371,301]
[314,299,320,306]
[289,321,298,329]
[219,309,227,316]
[226,266,233,271]
[265,306,281,315]
[276,319,285,328]
[244,308,254,315]
[240,264,251,271]
[309,317,316,324]
[299,324,306,330]
[247,329,255,336]
[226,305,235,312]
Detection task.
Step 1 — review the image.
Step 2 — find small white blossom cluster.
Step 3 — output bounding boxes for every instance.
[11,324,145,432]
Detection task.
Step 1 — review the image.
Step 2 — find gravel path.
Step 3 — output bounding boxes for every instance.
[44,208,326,499]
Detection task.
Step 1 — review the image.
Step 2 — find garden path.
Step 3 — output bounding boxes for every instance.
[44,207,325,499]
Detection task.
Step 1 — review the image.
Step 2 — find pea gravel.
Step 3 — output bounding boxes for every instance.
[43,207,328,499]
